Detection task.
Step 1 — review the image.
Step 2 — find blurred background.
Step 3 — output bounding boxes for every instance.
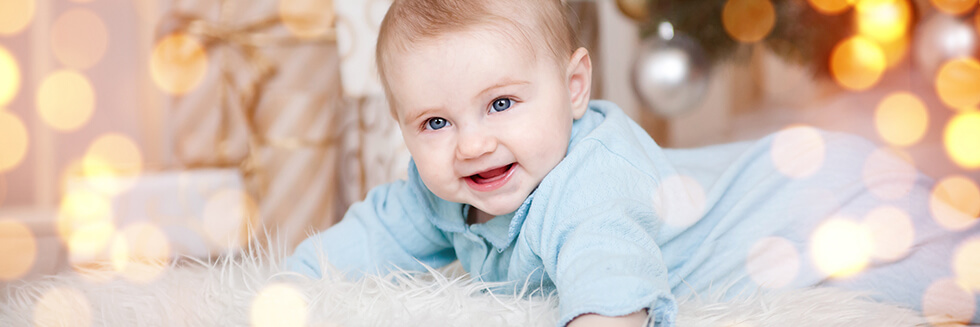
[0,0,978,285]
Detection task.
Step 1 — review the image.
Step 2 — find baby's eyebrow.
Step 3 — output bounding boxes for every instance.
[405,107,439,125]
[476,79,530,99]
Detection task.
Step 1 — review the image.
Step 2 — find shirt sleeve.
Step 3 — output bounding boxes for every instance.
[286,176,456,279]
[532,140,678,327]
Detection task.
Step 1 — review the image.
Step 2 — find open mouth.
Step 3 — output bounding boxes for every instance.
[465,163,516,191]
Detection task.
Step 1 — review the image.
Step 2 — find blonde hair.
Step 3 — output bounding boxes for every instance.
[376,0,580,108]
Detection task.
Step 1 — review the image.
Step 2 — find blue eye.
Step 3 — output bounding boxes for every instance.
[426,117,448,130]
[491,98,513,112]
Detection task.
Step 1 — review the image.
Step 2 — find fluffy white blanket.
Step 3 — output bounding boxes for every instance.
[0,246,946,327]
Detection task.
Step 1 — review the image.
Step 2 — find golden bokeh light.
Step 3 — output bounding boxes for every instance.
[0,0,36,35]
[830,36,887,90]
[922,279,976,326]
[808,0,855,14]
[855,0,910,43]
[111,222,170,283]
[770,126,826,179]
[944,111,980,169]
[862,147,917,200]
[34,287,93,327]
[56,188,112,244]
[653,175,706,229]
[810,217,872,278]
[202,188,258,251]
[0,219,37,281]
[954,238,980,291]
[251,283,308,327]
[874,92,928,147]
[935,58,980,111]
[0,46,20,106]
[722,0,776,43]
[862,206,914,262]
[68,220,116,263]
[37,70,96,132]
[150,33,208,95]
[83,133,144,195]
[877,35,908,68]
[51,9,109,70]
[0,110,29,173]
[746,237,800,289]
[279,0,335,39]
[930,175,980,231]
[930,0,977,15]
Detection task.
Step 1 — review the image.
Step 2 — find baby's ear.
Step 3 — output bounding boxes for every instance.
[566,47,592,120]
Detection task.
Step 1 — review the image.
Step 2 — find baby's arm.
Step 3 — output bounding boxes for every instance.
[287,178,455,279]
[529,141,678,327]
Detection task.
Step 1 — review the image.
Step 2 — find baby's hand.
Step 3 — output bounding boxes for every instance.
[567,309,648,327]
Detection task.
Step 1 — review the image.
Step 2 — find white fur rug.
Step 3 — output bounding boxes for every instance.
[0,246,946,327]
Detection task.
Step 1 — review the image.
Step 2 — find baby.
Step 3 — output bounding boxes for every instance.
[288,0,980,326]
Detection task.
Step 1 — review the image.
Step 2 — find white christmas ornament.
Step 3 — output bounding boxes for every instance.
[913,12,979,79]
[632,22,710,117]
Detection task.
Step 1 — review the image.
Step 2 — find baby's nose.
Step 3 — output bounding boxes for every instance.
[456,126,497,160]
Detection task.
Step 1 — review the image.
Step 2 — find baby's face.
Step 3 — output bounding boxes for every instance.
[387,29,578,216]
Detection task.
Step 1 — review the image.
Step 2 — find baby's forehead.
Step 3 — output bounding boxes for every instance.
[409,23,542,63]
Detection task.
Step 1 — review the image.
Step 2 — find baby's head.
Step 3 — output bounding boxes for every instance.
[377,0,593,218]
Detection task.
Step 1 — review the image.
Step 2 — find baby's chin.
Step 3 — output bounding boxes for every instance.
[468,198,525,217]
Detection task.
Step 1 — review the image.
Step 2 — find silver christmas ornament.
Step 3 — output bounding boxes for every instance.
[913,12,979,79]
[632,22,710,117]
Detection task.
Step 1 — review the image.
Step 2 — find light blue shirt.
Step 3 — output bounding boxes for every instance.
[288,100,980,327]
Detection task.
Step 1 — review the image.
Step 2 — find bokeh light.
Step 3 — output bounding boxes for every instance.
[202,188,258,251]
[830,36,886,90]
[68,220,116,263]
[862,147,917,200]
[810,217,872,278]
[874,92,928,147]
[56,189,113,251]
[653,175,706,228]
[279,0,335,39]
[807,0,854,14]
[930,0,977,15]
[111,222,170,283]
[935,58,980,111]
[0,110,29,173]
[922,279,976,326]
[770,126,826,179]
[82,133,144,195]
[746,236,800,289]
[33,287,92,327]
[150,33,208,95]
[0,46,20,106]
[0,219,37,281]
[37,70,96,132]
[862,206,914,262]
[251,283,308,327]
[856,0,911,43]
[954,238,980,291]
[930,175,980,231]
[51,9,109,70]
[944,111,980,169]
[876,35,909,68]
[722,0,776,43]
[0,0,36,35]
